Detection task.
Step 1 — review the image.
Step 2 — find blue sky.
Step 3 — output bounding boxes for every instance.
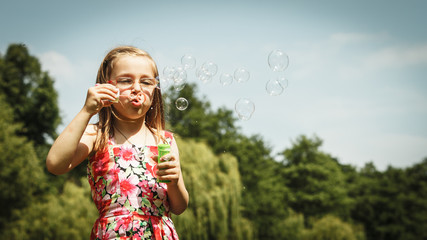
[1,0,426,170]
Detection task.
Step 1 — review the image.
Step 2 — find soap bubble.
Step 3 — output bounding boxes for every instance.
[196,66,213,84]
[159,76,171,90]
[163,66,175,80]
[277,74,289,88]
[266,79,284,96]
[234,67,250,83]
[175,97,189,111]
[268,49,289,72]
[220,73,233,86]
[173,79,186,91]
[181,54,196,70]
[168,66,187,91]
[235,98,255,120]
[201,61,218,76]
[173,66,187,82]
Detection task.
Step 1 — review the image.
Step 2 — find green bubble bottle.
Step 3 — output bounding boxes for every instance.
[157,144,171,183]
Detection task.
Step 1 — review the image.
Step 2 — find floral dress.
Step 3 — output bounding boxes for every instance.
[87,131,179,240]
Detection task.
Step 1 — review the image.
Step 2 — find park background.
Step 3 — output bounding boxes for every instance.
[1,0,427,239]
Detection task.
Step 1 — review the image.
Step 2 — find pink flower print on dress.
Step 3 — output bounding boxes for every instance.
[156,186,166,199]
[146,161,157,178]
[113,146,120,155]
[117,146,134,168]
[165,131,173,144]
[92,150,111,180]
[149,145,157,154]
[114,216,132,236]
[119,173,141,208]
[97,197,112,217]
[103,229,117,240]
[95,178,105,193]
[118,146,140,168]
[106,167,120,194]
[138,179,154,203]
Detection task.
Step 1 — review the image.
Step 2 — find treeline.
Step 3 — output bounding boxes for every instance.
[166,82,427,240]
[0,43,426,240]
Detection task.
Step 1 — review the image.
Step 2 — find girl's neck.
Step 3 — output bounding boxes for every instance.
[113,119,152,146]
[114,117,146,136]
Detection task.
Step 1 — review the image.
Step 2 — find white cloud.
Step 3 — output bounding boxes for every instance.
[39,51,75,86]
[37,51,99,129]
[363,43,427,70]
[329,32,389,45]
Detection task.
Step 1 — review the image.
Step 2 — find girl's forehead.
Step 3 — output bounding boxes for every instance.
[112,55,156,75]
[115,55,151,66]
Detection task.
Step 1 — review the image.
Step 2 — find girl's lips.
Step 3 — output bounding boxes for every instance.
[131,101,142,107]
[128,93,146,107]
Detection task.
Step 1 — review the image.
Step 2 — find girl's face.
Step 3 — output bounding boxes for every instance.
[109,55,157,120]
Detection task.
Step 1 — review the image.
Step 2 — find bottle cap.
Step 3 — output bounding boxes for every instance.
[158,144,170,152]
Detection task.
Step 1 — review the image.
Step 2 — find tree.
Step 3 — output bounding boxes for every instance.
[0,43,61,146]
[4,178,98,240]
[280,135,352,222]
[0,95,47,230]
[304,215,364,240]
[271,210,306,240]
[172,138,252,240]
[164,83,239,154]
[350,160,427,240]
[165,83,290,239]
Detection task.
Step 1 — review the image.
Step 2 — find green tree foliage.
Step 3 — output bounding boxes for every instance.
[165,83,239,154]
[350,160,427,240]
[0,43,61,146]
[0,95,47,230]
[4,178,98,240]
[229,134,290,239]
[304,215,364,240]
[280,135,352,222]
[271,210,306,240]
[172,138,253,240]
[165,84,290,239]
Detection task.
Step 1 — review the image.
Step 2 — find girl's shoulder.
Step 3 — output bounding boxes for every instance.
[159,129,175,145]
[83,123,100,152]
[162,129,174,139]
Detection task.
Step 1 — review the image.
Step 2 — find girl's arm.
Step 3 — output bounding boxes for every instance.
[46,111,95,175]
[157,140,189,215]
[46,84,118,175]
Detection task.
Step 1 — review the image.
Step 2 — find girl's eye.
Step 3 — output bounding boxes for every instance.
[140,78,155,85]
[117,78,133,84]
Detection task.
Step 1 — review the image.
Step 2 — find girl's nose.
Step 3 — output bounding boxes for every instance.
[131,80,142,92]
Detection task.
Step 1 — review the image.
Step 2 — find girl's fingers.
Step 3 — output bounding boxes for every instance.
[95,85,119,98]
[156,154,181,181]
[157,167,178,176]
[159,153,175,163]
[157,159,179,170]
[157,171,179,181]
[84,86,118,114]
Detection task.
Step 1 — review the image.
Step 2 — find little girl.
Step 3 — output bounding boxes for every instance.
[46,46,188,239]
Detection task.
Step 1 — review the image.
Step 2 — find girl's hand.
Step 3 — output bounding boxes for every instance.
[84,84,118,115]
[156,154,181,185]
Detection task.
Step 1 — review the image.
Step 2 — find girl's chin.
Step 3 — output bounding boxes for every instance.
[112,106,149,121]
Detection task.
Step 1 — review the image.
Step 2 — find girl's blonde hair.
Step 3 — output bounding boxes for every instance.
[93,46,165,152]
